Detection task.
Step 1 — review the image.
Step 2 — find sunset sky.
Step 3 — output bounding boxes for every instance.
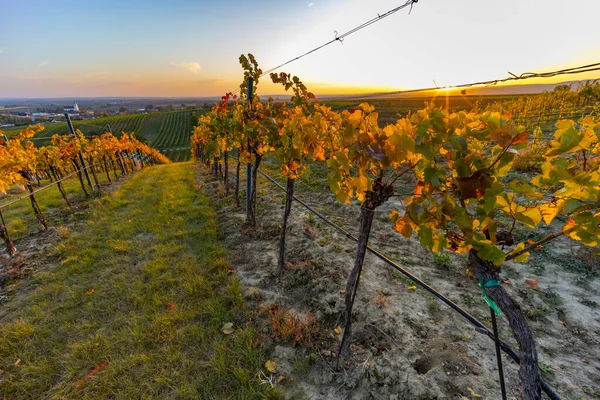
[1,0,599,98]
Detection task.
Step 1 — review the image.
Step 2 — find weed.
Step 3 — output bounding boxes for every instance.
[531,261,546,275]
[538,362,556,378]
[306,211,316,226]
[433,252,451,271]
[460,293,477,307]
[269,305,319,347]
[540,346,555,357]
[427,297,442,317]
[537,289,562,306]
[375,291,388,308]
[503,264,521,279]
[579,298,597,308]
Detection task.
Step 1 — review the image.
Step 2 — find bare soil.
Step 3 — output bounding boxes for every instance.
[199,161,600,400]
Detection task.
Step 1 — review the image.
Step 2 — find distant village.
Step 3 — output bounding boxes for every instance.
[0,100,205,129]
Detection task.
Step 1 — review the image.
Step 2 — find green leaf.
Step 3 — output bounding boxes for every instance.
[546,121,584,157]
[454,207,472,231]
[424,166,441,188]
[508,181,543,199]
[564,198,584,214]
[418,226,433,250]
[473,241,506,266]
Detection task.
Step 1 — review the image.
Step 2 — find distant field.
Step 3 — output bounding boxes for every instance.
[3,110,202,162]
[0,106,27,110]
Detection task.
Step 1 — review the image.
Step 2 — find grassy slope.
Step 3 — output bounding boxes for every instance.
[0,163,280,399]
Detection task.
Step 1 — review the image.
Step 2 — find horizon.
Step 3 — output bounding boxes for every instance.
[1,0,600,98]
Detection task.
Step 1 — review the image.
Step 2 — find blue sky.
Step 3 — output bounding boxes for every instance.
[1,0,599,97]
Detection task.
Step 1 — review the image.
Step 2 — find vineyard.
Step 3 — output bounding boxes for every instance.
[2,0,600,398]
[4,109,198,162]
[189,54,600,400]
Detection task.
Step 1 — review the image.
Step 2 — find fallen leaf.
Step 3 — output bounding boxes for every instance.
[85,288,95,296]
[222,322,234,335]
[339,289,346,294]
[167,301,177,312]
[264,360,277,373]
[278,375,285,383]
[467,387,482,398]
[334,326,343,335]
[14,359,21,366]
[524,279,540,290]
[559,321,568,327]
[408,285,417,291]
[252,338,260,348]
[227,269,236,274]
[76,360,109,387]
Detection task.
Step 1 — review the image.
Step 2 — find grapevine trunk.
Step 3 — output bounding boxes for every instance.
[111,157,119,179]
[26,182,48,230]
[247,155,262,226]
[89,158,100,190]
[224,151,229,195]
[468,250,541,400]
[235,149,241,208]
[277,177,295,278]
[103,156,112,183]
[338,179,394,364]
[338,205,375,363]
[73,160,89,197]
[0,209,16,256]
[50,166,71,207]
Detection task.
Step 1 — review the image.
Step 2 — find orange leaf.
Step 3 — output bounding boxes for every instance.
[524,279,540,290]
[334,326,343,335]
[85,288,95,296]
[512,131,530,144]
[167,301,177,312]
[76,360,108,387]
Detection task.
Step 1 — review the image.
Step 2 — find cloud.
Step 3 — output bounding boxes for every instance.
[39,61,49,67]
[308,2,314,7]
[170,61,201,74]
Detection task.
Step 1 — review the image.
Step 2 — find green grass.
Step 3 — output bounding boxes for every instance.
[0,163,281,399]
[1,173,98,241]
